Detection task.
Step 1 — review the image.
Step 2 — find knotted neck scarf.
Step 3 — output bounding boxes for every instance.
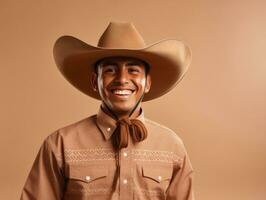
[102,93,148,151]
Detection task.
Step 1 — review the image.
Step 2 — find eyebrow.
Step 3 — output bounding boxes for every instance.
[100,61,144,67]
[126,61,144,66]
[100,61,117,67]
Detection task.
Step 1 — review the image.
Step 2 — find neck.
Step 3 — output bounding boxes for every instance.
[101,103,142,120]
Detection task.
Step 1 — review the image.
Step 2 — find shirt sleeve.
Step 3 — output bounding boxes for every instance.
[20,136,65,200]
[166,150,195,200]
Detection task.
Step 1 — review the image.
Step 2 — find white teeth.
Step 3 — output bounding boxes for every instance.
[113,90,133,95]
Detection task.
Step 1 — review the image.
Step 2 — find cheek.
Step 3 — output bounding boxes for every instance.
[136,77,147,90]
[97,77,107,97]
[98,77,112,94]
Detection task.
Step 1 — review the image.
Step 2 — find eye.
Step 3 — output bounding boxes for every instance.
[128,67,141,74]
[102,65,116,74]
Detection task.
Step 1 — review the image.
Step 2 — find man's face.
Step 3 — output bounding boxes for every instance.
[91,57,151,116]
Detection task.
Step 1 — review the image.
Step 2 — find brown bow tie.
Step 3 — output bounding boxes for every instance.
[112,118,148,150]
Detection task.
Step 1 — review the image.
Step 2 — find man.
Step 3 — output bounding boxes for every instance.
[21,22,194,200]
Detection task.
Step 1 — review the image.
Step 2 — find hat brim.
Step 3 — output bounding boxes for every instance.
[53,36,191,101]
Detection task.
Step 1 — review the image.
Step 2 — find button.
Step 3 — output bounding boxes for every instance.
[123,152,128,157]
[85,176,91,181]
[158,176,162,181]
[123,179,128,184]
[107,127,111,132]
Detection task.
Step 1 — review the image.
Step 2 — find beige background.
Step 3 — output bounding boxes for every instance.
[1,0,266,199]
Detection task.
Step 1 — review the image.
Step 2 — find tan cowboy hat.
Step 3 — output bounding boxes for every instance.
[53,22,191,101]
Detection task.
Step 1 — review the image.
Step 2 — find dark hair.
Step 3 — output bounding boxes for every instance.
[94,57,150,76]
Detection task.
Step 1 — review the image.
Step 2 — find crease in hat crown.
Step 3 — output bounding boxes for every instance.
[97,22,146,49]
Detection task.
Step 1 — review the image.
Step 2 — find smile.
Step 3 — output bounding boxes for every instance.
[111,89,134,95]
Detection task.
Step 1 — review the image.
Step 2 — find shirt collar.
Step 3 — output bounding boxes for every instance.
[96,107,145,141]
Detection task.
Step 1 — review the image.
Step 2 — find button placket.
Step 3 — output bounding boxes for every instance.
[119,144,133,199]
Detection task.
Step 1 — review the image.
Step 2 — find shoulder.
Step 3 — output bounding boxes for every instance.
[44,114,97,149]
[144,118,187,154]
[145,118,183,143]
[54,114,96,134]
[145,118,183,145]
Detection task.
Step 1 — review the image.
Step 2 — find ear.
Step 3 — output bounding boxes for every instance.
[144,74,151,93]
[90,72,98,92]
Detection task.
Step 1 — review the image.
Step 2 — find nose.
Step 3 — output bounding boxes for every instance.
[115,66,129,84]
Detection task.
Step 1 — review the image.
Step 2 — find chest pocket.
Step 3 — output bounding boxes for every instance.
[65,165,114,196]
[142,165,173,183]
[69,166,108,182]
[136,164,173,198]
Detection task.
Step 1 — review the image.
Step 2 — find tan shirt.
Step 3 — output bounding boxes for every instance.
[21,108,195,200]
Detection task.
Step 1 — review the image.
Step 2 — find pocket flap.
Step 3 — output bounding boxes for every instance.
[68,165,108,183]
[142,164,173,183]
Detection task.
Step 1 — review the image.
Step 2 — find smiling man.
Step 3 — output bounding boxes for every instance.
[21,22,194,200]
[93,57,151,119]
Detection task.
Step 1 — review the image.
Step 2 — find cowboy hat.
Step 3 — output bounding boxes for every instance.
[53,22,191,101]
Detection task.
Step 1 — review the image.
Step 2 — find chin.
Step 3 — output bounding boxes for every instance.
[110,103,135,115]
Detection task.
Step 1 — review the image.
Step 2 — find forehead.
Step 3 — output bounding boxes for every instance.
[97,56,146,65]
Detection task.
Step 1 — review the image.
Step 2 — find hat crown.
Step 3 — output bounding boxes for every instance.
[97,22,146,49]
